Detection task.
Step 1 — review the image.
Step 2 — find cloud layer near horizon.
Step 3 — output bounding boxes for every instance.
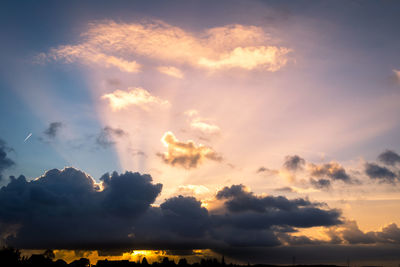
[0,167,342,253]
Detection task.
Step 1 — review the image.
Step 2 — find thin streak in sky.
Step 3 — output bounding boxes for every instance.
[24,133,32,142]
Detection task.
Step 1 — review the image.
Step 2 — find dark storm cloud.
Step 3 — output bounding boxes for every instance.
[283,155,305,171]
[216,184,318,213]
[215,185,341,229]
[96,126,126,148]
[0,168,162,249]
[309,162,351,183]
[364,162,397,183]
[43,122,63,139]
[160,196,209,238]
[0,139,15,181]
[99,171,162,218]
[210,227,280,247]
[378,149,400,166]
[0,169,343,252]
[277,232,322,246]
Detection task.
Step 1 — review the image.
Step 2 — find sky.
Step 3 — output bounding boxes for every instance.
[1,0,400,265]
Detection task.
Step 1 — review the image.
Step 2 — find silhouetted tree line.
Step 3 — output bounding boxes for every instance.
[0,246,375,267]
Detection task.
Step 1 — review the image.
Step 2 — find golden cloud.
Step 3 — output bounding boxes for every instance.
[198,46,291,71]
[177,184,210,196]
[102,87,169,111]
[307,161,350,182]
[43,20,291,72]
[158,131,222,169]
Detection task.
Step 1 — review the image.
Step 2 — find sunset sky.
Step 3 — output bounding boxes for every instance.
[1,0,400,266]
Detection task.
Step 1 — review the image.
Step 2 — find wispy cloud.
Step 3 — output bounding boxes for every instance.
[190,121,221,134]
[39,46,141,73]
[41,20,291,72]
[185,109,221,135]
[157,66,184,78]
[96,126,126,148]
[158,131,222,169]
[102,87,169,111]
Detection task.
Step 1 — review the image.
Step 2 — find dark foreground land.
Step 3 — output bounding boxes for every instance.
[0,247,378,267]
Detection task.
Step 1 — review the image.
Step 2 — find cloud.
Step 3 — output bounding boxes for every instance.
[216,185,327,214]
[96,126,126,148]
[393,69,400,83]
[0,168,162,249]
[159,196,209,238]
[274,187,295,193]
[308,162,351,183]
[257,166,268,173]
[43,122,63,139]
[128,148,147,158]
[283,155,305,171]
[157,66,184,79]
[102,87,169,111]
[277,232,322,246]
[190,121,221,135]
[0,167,343,253]
[213,185,341,240]
[256,167,279,176]
[310,178,331,190]
[198,46,290,71]
[42,20,291,72]
[176,185,210,197]
[158,132,222,169]
[256,166,279,176]
[364,162,398,183]
[184,110,221,135]
[337,221,376,244]
[39,46,141,73]
[0,139,15,181]
[327,220,400,245]
[378,149,400,166]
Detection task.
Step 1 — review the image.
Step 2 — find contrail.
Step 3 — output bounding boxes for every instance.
[24,133,32,142]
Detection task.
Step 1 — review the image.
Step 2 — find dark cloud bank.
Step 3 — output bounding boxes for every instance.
[0,168,338,250]
[0,167,400,264]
